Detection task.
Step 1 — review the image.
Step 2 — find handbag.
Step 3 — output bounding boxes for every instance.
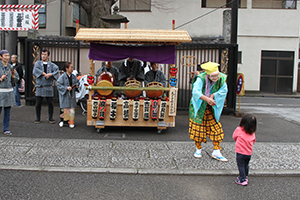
[18,78,25,93]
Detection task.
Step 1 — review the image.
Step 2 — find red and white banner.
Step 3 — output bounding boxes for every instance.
[0,5,43,31]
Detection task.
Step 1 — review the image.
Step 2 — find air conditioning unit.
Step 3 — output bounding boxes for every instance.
[283,0,296,9]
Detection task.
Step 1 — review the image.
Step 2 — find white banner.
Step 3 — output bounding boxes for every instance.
[0,5,43,31]
[0,9,35,31]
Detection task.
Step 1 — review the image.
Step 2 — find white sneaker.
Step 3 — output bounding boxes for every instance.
[212,149,228,162]
[69,124,75,128]
[59,122,64,127]
[194,149,202,158]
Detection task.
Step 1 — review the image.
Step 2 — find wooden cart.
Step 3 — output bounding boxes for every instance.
[74,28,191,133]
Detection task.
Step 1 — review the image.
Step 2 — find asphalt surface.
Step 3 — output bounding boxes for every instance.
[0,96,300,176]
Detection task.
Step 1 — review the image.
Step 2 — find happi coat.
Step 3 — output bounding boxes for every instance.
[0,62,19,107]
[189,72,228,124]
[144,69,167,87]
[118,59,144,86]
[57,72,79,108]
[33,61,59,97]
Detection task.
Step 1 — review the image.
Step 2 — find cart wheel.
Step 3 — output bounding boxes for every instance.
[157,129,162,134]
[96,128,101,133]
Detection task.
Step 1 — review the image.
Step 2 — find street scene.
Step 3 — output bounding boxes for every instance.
[1,96,300,199]
[1,0,300,199]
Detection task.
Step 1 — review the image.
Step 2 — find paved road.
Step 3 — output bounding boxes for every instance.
[238,96,300,125]
[0,170,299,200]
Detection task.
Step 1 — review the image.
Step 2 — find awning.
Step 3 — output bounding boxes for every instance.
[74,28,192,45]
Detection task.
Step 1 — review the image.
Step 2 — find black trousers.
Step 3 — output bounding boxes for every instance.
[236,153,251,182]
[35,96,54,120]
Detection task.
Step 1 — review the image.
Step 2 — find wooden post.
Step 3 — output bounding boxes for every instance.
[172,20,175,30]
[89,59,95,99]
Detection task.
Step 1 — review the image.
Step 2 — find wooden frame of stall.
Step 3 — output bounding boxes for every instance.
[74,28,192,133]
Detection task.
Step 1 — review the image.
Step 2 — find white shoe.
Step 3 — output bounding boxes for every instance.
[212,149,228,162]
[59,122,64,127]
[194,149,202,158]
[69,124,75,128]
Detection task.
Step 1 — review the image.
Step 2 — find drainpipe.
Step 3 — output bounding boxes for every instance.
[60,0,63,36]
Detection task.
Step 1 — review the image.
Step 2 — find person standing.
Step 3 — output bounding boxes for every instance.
[33,49,59,124]
[10,54,23,106]
[118,57,144,86]
[233,114,257,186]
[189,61,228,161]
[57,62,79,128]
[0,50,19,135]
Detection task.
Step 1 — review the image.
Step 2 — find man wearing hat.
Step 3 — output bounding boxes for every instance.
[189,61,228,161]
[0,50,19,135]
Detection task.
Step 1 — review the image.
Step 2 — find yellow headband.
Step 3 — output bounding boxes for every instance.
[201,61,220,75]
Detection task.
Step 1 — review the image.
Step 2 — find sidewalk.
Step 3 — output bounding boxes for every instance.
[1,137,299,176]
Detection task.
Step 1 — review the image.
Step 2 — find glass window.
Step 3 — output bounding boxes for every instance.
[261,59,276,76]
[202,0,245,8]
[35,0,46,28]
[120,0,151,11]
[73,3,79,23]
[252,0,296,9]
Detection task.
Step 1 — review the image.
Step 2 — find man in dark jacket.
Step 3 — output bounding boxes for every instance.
[11,54,23,106]
[118,57,144,86]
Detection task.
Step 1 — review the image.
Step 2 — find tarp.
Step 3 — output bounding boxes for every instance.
[89,43,175,64]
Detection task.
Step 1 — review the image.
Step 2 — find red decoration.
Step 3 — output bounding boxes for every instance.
[169,67,178,76]
[151,99,158,120]
[87,75,94,85]
[99,97,106,120]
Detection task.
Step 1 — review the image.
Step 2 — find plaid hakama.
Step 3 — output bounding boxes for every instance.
[189,105,224,150]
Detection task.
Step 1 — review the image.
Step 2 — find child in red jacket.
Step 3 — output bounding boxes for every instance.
[233,114,257,186]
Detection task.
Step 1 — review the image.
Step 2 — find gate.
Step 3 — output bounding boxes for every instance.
[163,43,237,113]
[24,38,80,105]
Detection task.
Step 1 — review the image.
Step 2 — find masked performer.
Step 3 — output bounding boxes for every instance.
[189,61,228,162]
[57,62,79,128]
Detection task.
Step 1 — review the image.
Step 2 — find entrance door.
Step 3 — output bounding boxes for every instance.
[260,51,294,94]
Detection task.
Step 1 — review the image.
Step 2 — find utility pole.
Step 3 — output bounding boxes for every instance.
[230,0,239,114]
[231,0,238,44]
[5,0,18,55]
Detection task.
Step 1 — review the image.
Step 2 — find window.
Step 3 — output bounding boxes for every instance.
[252,0,296,9]
[35,0,46,28]
[73,3,87,26]
[260,51,294,94]
[237,51,242,64]
[201,0,246,8]
[120,0,151,11]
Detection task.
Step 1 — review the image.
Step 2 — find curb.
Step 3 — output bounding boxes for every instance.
[1,165,300,176]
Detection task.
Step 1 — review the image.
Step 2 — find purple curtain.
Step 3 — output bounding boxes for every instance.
[89,43,175,64]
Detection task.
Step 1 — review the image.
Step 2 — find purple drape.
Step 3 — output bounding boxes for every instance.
[89,43,175,64]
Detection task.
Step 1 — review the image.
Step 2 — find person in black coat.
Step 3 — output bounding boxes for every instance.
[10,55,23,106]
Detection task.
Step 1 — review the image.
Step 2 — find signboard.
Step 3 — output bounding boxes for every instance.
[169,87,178,116]
[0,5,43,31]
[236,73,245,96]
